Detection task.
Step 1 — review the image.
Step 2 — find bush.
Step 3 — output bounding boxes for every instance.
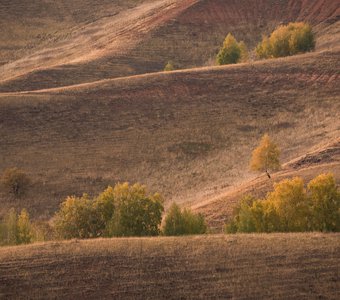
[225,174,340,233]
[164,61,174,71]
[162,203,207,236]
[1,168,30,197]
[216,33,247,65]
[256,22,315,59]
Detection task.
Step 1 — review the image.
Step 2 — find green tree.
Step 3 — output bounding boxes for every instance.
[2,208,18,245]
[250,134,281,178]
[112,183,164,237]
[54,194,102,239]
[17,209,32,244]
[1,168,30,197]
[216,33,242,65]
[162,203,207,236]
[267,177,309,231]
[308,173,340,232]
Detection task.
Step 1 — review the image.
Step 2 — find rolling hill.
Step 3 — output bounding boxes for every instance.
[0,0,339,92]
[0,234,339,299]
[0,0,339,223]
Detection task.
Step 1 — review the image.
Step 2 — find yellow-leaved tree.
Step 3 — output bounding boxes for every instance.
[250,134,281,178]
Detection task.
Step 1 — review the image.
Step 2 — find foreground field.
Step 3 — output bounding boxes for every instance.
[0,233,339,299]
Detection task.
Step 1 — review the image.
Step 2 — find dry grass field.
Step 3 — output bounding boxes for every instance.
[1,49,339,219]
[1,0,340,298]
[0,233,339,299]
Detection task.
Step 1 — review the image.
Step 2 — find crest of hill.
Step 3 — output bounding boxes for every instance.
[0,0,339,92]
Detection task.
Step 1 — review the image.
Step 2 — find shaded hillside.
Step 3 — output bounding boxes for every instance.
[192,138,340,231]
[0,50,339,218]
[0,0,339,92]
[0,234,339,299]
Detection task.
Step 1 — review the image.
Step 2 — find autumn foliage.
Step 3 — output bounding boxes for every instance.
[225,173,340,233]
[256,22,315,59]
[250,134,281,178]
[216,33,248,65]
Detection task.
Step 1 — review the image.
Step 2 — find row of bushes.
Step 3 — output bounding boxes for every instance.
[225,173,340,233]
[215,22,315,66]
[0,183,208,245]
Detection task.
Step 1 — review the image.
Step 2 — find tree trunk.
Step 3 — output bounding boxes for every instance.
[266,170,271,179]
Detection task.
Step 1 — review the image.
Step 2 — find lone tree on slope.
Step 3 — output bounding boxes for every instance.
[250,134,281,179]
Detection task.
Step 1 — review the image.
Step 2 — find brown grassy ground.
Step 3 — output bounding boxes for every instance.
[0,49,339,219]
[0,233,339,299]
[0,0,339,92]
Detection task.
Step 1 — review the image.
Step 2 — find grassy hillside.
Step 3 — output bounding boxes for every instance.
[0,0,339,91]
[1,49,339,219]
[193,138,340,230]
[0,234,339,299]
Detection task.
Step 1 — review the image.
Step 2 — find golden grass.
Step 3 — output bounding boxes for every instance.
[0,233,339,299]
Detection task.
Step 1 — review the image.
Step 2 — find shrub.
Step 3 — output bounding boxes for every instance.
[216,33,243,65]
[1,168,30,196]
[250,134,281,178]
[162,203,207,236]
[256,22,315,59]
[164,61,174,71]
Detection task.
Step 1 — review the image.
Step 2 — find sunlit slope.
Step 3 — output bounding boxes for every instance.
[192,138,340,231]
[0,234,339,299]
[0,50,339,218]
[0,0,339,92]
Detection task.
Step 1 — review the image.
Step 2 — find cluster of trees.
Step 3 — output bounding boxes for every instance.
[216,22,315,66]
[54,183,165,239]
[256,22,315,59]
[225,173,340,233]
[0,209,33,245]
[0,182,207,246]
[163,203,207,235]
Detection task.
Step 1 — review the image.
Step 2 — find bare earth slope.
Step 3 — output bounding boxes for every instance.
[0,0,339,92]
[0,234,339,299]
[0,50,339,218]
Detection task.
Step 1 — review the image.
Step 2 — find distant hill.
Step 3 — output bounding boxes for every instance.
[0,0,339,92]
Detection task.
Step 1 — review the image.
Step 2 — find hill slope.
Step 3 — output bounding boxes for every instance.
[0,234,339,299]
[0,50,339,218]
[0,0,339,92]
[193,138,340,230]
